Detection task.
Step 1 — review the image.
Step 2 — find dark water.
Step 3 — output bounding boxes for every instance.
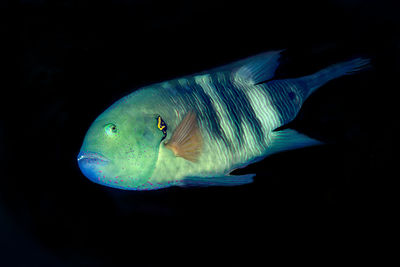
[1,0,397,266]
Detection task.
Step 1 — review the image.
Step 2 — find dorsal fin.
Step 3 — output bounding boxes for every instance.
[164,111,203,162]
[209,49,285,84]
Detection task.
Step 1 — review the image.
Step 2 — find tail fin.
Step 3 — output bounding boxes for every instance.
[302,58,370,99]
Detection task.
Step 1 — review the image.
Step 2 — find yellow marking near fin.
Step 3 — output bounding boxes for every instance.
[157,116,166,131]
[164,111,203,162]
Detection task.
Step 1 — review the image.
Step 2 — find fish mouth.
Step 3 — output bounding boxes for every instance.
[77,151,110,166]
[77,151,110,181]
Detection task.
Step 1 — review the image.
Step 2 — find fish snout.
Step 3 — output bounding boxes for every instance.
[77,151,110,181]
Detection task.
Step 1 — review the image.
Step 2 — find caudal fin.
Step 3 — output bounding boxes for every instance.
[302,57,371,98]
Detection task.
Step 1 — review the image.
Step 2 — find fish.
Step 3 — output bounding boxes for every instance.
[77,50,369,190]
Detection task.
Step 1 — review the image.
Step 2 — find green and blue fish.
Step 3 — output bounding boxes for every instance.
[77,50,369,190]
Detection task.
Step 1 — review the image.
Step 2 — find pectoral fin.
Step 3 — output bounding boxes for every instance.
[164,111,203,162]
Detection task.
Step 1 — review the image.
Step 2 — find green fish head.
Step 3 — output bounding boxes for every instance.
[77,105,165,190]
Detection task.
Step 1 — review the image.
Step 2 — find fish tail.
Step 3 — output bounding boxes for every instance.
[300,57,371,99]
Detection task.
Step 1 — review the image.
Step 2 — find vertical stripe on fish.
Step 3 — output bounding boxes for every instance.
[262,79,305,126]
[196,74,268,162]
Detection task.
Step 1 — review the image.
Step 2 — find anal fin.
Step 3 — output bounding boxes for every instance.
[266,128,323,156]
[182,174,255,187]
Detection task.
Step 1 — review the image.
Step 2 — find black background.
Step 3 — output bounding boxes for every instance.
[0,0,397,266]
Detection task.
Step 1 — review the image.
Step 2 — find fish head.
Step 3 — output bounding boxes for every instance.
[78,104,165,190]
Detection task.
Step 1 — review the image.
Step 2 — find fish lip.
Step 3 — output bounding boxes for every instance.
[77,151,110,164]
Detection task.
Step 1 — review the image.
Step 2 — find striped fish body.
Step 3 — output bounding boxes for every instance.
[149,76,304,183]
[135,51,370,188]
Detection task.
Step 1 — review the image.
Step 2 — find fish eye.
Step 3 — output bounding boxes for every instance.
[104,123,118,137]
